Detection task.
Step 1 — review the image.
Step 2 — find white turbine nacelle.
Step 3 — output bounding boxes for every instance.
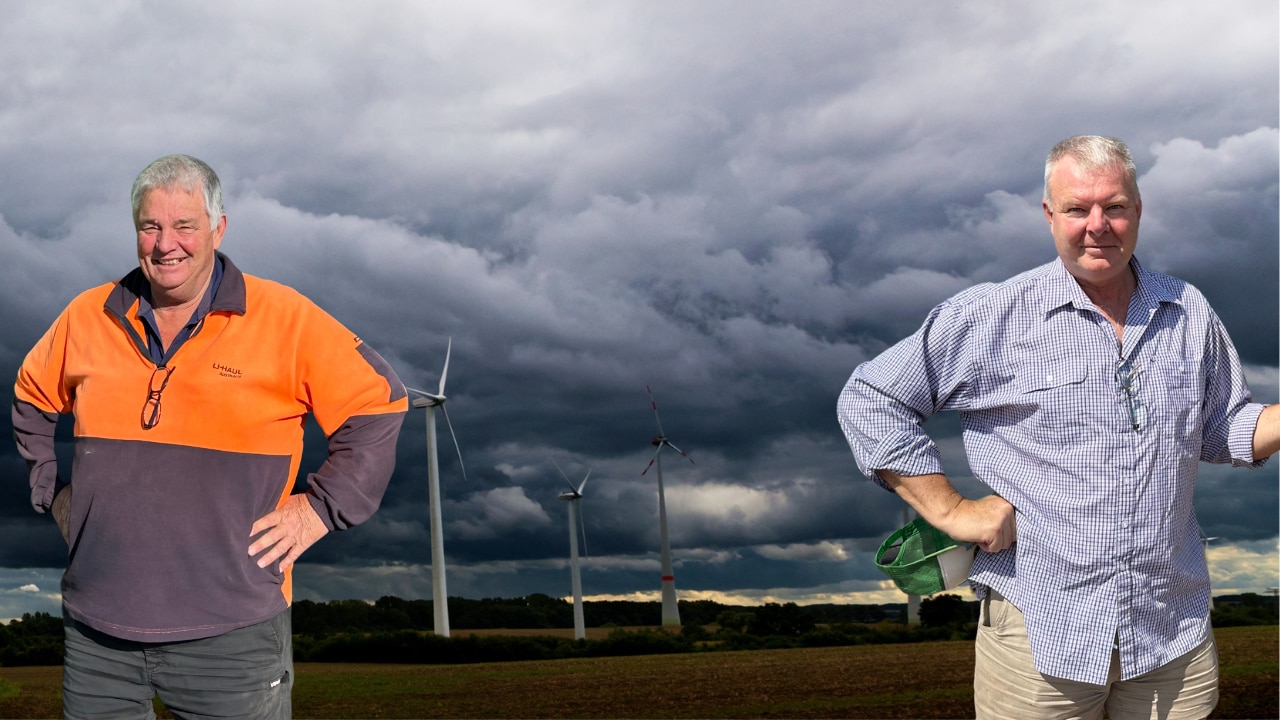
[409,393,445,409]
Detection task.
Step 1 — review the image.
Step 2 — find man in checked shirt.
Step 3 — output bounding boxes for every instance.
[837,135,1280,719]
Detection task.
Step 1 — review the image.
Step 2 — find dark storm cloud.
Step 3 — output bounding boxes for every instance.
[1,0,1276,611]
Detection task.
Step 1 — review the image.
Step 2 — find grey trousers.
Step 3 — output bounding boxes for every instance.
[62,609,292,720]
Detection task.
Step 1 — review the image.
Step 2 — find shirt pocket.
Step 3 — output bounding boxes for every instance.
[1145,361,1201,441]
[1016,360,1089,444]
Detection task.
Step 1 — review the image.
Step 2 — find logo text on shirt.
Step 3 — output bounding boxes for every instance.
[213,362,242,378]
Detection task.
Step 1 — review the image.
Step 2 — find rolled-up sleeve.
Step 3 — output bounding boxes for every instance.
[1198,309,1268,467]
[837,300,974,490]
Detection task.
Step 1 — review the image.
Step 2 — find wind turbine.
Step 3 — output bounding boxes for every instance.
[406,338,466,638]
[1200,532,1220,610]
[902,503,920,625]
[554,460,591,640]
[641,386,694,627]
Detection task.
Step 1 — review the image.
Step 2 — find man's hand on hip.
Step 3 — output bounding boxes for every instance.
[249,494,330,572]
[940,494,1017,553]
[878,470,1017,553]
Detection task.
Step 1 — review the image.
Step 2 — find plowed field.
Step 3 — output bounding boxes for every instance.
[0,626,1273,718]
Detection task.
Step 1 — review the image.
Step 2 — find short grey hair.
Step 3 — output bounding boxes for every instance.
[131,154,224,228]
[1043,136,1139,203]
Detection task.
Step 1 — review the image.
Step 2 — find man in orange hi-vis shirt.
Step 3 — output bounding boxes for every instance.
[13,154,408,719]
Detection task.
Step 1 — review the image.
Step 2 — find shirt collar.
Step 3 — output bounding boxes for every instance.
[1129,256,1184,307]
[1040,256,1180,317]
[136,254,224,329]
[105,251,246,320]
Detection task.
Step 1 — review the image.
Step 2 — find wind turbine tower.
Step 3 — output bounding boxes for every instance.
[902,503,920,625]
[554,461,591,640]
[642,386,694,627]
[1200,532,1220,610]
[406,339,466,638]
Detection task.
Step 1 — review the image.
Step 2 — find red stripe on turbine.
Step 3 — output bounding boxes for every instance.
[662,575,675,582]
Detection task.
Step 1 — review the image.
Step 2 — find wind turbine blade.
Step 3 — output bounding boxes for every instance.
[437,338,452,396]
[577,469,591,494]
[664,440,696,465]
[441,403,467,483]
[641,445,662,476]
[552,459,577,493]
[577,500,589,558]
[646,386,666,437]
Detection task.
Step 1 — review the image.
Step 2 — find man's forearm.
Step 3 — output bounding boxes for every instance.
[1253,404,1280,460]
[877,470,965,527]
[51,485,72,545]
[877,469,1017,553]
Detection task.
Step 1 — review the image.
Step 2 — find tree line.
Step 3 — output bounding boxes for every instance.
[290,593,901,635]
[2,592,1273,666]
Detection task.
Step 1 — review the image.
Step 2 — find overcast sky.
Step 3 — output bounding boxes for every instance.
[2,1,1277,622]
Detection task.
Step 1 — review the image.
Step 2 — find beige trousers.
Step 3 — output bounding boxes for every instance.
[974,590,1218,720]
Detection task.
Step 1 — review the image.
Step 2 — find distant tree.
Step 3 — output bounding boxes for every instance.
[403,599,435,629]
[530,593,574,628]
[0,612,66,666]
[374,595,404,610]
[1212,592,1280,627]
[1238,592,1272,608]
[291,599,321,633]
[679,599,726,626]
[749,603,815,637]
[6,612,62,638]
[681,622,711,641]
[918,594,973,629]
[589,600,661,627]
[805,603,888,624]
[716,610,755,634]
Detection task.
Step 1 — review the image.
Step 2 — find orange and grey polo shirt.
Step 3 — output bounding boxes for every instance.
[13,253,407,642]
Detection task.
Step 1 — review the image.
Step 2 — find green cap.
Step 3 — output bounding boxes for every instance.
[875,517,975,596]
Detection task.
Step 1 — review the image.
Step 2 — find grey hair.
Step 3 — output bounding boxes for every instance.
[1043,136,1139,203]
[130,154,224,228]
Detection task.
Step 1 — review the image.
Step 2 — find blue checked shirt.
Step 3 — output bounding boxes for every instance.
[837,257,1266,685]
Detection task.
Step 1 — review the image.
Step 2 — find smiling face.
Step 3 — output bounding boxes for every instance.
[1043,156,1141,294]
[135,186,226,309]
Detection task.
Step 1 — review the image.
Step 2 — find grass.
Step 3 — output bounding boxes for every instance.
[0,626,1273,719]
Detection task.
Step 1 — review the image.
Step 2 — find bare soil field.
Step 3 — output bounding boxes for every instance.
[0,626,1273,719]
